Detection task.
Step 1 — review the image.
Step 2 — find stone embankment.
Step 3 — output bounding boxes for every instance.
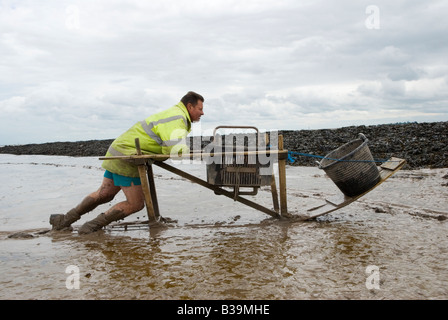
[1,121,447,169]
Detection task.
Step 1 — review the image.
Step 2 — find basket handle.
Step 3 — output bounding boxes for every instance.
[317,133,368,169]
[358,133,368,141]
[212,125,261,149]
[317,160,323,169]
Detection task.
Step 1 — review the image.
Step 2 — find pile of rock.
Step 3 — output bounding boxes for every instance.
[0,139,114,158]
[279,121,447,169]
[1,121,447,170]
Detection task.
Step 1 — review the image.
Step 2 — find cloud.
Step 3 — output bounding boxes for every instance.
[1,0,447,144]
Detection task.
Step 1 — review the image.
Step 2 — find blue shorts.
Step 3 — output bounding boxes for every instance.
[104,170,141,187]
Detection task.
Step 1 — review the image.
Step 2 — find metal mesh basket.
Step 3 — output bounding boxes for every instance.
[319,133,380,197]
[205,126,273,197]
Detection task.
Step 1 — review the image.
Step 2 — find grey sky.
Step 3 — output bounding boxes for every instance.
[1,0,447,144]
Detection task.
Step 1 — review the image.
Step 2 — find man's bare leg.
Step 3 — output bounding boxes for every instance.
[106,183,145,217]
[50,177,120,230]
[78,183,145,234]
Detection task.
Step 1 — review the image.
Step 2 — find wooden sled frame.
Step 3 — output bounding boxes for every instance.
[100,136,290,226]
[303,157,406,220]
[99,136,406,226]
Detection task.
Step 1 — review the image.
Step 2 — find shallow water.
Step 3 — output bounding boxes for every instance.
[0,154,447,300]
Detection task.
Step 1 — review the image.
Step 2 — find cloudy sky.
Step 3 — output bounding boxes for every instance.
[1,0,447,145]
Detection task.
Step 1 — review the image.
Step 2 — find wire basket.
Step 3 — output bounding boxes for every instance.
[319,133,380,197]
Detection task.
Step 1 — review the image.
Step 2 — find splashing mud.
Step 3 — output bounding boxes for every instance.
[0,155,447,299]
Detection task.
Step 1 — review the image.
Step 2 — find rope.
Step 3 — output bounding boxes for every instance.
[287,150,393,164]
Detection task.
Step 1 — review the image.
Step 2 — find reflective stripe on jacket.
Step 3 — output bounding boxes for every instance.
[101,102,191,177]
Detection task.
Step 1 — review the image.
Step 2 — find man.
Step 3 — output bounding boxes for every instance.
[49,91,205,234]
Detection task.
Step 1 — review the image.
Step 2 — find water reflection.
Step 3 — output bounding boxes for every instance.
[2,208,447,300]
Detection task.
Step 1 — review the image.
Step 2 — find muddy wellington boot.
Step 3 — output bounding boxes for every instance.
[78,210,126,235]
[49,208,82,231]
[49,196,98,231]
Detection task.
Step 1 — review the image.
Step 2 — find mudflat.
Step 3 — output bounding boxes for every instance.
[0,154,447,299]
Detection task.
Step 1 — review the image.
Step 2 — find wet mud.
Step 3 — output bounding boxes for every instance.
[0,155,447,300]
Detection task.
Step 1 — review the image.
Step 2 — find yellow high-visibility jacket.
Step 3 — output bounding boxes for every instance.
[102,102,191,177]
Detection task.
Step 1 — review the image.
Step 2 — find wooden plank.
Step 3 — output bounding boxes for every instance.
[271,174,279,213]
[265,133,279,213]
[99,149,289,162]
[146,163,160,219]
[225,167,257,173]
[380,157,404,170]
[278,134,288,216]
[135,138,158,223]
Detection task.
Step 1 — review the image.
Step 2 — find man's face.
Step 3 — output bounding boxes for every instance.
[187,100,204,122]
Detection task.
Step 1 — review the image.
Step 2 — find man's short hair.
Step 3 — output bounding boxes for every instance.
[181,91,204,107]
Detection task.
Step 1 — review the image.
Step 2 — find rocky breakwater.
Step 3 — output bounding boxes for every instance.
[1,121,447,170]
[279,121,447,169]
[0,139,114,158]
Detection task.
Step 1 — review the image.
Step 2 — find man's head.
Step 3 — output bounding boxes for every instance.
[182,91,204,122]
